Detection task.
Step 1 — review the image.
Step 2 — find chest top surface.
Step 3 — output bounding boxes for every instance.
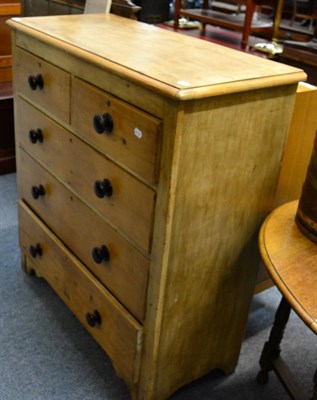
[8,14,306,99]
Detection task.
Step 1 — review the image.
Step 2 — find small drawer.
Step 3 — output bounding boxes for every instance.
[71,77,161,185]
[19,150,149,322]
[18,201,142,385]
[15,47,70,123]
[16,98,155,253]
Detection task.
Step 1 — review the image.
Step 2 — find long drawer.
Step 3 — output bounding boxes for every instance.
[71,77,162,185]
[19,150,149,322]
[18,201,142,386]
[14,47,70,123]
[16,97,156,253]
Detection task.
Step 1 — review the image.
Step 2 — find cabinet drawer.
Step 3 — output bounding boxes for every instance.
[71,77,161,185]
[16,98,155,252]
[19,150,149,322]
[15,47,70,123]
[18,201,142,385]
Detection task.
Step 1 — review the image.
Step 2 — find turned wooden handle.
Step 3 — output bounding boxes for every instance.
[28,74,44,91]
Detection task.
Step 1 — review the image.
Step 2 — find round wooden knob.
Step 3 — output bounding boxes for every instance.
[31,184,45,200]
[92,245,110,264]
[86,310,102,327]
[28,74,44,91]
[29,243,43,258]
[29,129,44,144]
[93,113,113,134]
[94,179,113,198]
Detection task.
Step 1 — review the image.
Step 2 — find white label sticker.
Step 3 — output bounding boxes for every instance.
[177,80,191,87]
[134,128,143,139]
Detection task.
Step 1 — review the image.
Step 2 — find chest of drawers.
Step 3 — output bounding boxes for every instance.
[8,14,306,400]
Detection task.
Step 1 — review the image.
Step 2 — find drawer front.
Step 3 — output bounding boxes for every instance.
[18,201,142,385]
[71,77,161,185]
[15,47,70,123]
[16,98,155,252]
[19,150,149,322]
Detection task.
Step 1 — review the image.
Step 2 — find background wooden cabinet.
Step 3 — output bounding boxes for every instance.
[0,0,20,175]
[21,0,140,17]
[21,0,84,16]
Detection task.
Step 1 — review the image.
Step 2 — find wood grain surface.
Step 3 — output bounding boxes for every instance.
[259,201,317,334]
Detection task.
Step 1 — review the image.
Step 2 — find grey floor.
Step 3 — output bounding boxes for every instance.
[0,172,316,399]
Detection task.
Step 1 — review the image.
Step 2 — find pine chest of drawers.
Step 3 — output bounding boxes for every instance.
[8,14,306,400]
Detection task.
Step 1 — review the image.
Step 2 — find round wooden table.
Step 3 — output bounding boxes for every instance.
[257,200,317,399]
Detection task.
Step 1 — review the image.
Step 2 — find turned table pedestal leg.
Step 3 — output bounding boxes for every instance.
[256,296,291,384]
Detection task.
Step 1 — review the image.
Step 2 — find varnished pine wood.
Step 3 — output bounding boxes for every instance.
[19,149,149,321]
[15,47,70,123]
[14,29,165,118]
[9,14,307,400]
[16,97,156,253]
[7,14,305,99]
[19,201,143,385]
[71,77,162,185]
[140,85,299,399]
